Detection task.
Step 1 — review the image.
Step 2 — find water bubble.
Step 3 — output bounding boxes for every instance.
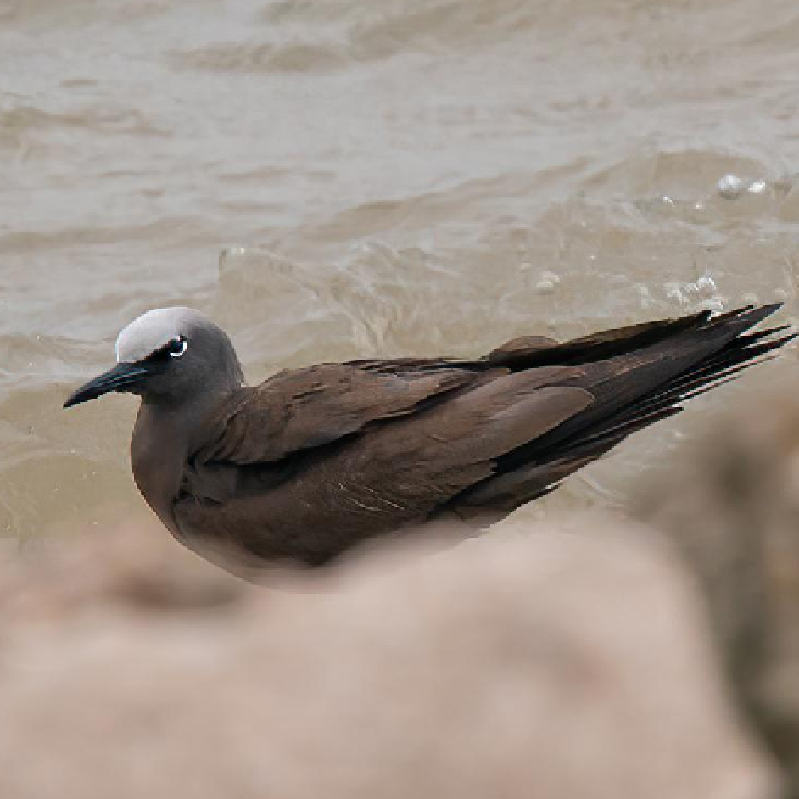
[535,270,561,293]
[663,272,724,310]
[695,273,717,292]
[696,298,725,313]
[717,174,744,199]
[220,246,247,262]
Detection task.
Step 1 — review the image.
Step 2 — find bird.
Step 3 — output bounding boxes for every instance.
[64,303,793,574]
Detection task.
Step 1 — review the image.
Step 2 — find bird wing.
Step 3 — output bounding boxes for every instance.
[192,362,483,466]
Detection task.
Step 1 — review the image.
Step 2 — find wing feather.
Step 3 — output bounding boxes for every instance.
[193,363,480,465]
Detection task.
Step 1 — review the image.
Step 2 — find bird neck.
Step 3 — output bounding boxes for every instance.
[130,388,233,535]
[130,403,188,534]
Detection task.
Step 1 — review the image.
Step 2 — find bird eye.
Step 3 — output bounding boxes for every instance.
[168,336,187,358]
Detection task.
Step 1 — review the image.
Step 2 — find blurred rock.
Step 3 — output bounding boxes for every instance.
[0,519,777,799]
[639,380,799,796]
[0,520,247,623]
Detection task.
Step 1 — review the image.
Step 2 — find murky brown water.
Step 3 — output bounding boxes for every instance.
[2,0,799,539]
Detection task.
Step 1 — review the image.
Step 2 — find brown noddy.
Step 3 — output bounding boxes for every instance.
[64,303,793,573]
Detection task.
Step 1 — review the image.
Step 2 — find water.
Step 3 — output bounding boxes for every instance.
[2,0,798,538]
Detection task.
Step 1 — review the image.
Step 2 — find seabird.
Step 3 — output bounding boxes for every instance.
[64,303,792,573]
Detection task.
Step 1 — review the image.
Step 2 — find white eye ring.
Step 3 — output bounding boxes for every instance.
[169,337,188,358]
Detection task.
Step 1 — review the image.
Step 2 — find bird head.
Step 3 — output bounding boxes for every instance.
[64,307,244,409]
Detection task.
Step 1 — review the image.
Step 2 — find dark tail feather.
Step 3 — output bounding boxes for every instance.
[595,329,795,435]
[546,314,793,463]
[455,304,793,515]
[485,303,781,370]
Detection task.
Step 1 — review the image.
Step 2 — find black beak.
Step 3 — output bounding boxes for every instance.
[63,362,152,408]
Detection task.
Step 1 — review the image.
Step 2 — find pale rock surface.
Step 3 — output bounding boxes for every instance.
[640,381,799,796]
[0,516,778,799]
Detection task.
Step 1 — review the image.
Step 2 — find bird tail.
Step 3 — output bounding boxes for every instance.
[454,304,794,513]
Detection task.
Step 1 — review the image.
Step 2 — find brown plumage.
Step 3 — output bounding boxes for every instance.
[64,304,793,572]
